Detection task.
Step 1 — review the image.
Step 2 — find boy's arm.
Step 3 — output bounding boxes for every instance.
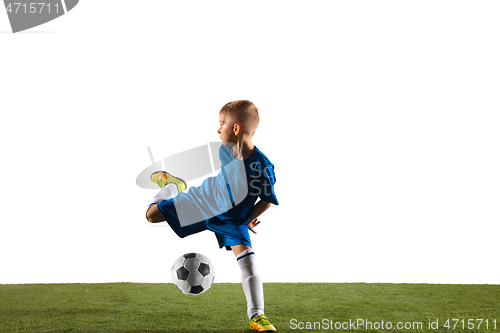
[247,200,272,234]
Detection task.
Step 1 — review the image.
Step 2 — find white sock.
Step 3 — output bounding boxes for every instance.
[237,248,264,320]
[150,183,178,205]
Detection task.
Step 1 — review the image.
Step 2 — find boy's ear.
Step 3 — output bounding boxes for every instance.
[233,123,242,135]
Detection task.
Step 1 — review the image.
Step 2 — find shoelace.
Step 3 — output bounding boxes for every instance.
[255,317,271,326]
[155,178,168,187]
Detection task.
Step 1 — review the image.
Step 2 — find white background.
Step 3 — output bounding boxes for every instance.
[1,1,499,284]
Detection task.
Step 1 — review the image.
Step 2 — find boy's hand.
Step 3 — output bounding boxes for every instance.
[247,218,261,234]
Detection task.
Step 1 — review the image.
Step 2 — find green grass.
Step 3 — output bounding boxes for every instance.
[1,283,498,332]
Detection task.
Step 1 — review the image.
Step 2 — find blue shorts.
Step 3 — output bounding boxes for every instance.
[156,198,252,251]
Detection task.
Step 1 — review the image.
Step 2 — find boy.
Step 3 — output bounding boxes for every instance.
[145,100,279,332]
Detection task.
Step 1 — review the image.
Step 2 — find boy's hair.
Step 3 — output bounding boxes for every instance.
[220,100,260,136]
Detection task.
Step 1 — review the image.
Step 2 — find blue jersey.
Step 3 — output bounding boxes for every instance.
[157,145,278,249]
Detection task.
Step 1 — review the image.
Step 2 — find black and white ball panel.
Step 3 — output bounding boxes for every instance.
[171,252,215,295]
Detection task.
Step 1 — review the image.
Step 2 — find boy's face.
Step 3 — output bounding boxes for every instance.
[218,112,236,146]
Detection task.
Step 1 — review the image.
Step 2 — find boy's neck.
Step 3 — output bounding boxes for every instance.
[232,137,255,160]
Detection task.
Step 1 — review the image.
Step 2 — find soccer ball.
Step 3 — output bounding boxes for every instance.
[171,253,215,295]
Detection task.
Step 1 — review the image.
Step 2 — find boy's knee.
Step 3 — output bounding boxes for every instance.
[146,210,154,223]
[146,204,164,223]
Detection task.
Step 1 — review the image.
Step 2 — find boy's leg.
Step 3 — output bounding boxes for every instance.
[146,204,164,223]
[146,183,179,223]
[151,182,179,204]
[231,244,251,257]
[233,246,264,319]
[232,245,276,331]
